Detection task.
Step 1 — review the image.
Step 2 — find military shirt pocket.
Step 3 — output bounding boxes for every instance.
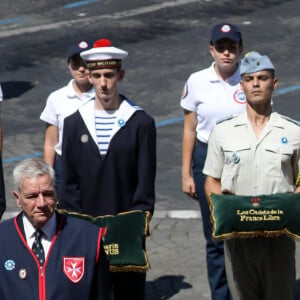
[221,143,251,192]
[223,143,251,166]
[263,144,293,177]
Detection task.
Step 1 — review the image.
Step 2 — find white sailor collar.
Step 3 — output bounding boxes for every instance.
[78,96,143,146]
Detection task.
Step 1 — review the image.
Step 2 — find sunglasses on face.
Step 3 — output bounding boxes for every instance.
[213,43,239,53]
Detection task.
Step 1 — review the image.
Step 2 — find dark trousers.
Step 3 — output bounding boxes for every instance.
[110,272,146,300]
[0,158,5,219]
[54,154,62,201]
[192,140,231,300]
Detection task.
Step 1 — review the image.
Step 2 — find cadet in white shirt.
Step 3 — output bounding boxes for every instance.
[40,41,94,198]
[204,51,300,300]
[180,22,245,300]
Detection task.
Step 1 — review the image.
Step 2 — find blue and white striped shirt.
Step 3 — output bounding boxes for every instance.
[95,109,117,155]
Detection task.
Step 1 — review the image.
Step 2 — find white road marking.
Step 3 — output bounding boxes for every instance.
[0,0,201,37]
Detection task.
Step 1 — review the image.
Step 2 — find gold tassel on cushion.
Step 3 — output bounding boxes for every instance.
[58,209,152,272]
[207,193,300,241]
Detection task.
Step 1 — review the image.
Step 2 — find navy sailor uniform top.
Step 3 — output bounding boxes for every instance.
[59,96,156,217]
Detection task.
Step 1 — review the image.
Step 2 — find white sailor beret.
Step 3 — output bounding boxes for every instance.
[80,39,128,70]
[240,51,274,76]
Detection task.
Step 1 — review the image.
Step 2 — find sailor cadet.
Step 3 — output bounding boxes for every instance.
[59,38,156,300]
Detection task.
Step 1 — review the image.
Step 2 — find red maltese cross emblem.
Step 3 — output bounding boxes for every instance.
[63,257,85,283]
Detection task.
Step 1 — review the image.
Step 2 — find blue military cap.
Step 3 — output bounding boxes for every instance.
[240,51,274,76]
[210,23,242,44]
[67,41,90,62]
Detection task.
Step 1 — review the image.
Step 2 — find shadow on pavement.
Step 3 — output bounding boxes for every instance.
[146,275,300,299]
[1,81,35,100]
[146,275,192,300]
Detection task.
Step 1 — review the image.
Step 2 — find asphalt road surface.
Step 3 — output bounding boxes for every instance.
[1,1,300,298]
[1,0,300,213]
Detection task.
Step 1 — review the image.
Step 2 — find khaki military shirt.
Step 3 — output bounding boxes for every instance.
[203,112,300,195]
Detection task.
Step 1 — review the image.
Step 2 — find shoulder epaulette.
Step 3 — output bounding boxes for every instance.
[216,115,236,125]
[281,115,300,126]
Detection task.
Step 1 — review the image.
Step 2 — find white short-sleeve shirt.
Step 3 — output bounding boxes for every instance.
[40,79,95,155]
[180,62,246,143]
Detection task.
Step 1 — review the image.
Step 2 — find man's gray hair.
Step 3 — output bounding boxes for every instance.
[13,158,56,193]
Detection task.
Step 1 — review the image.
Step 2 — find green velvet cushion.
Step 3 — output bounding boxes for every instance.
[207,193,300,240]
[59,210,150,272]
